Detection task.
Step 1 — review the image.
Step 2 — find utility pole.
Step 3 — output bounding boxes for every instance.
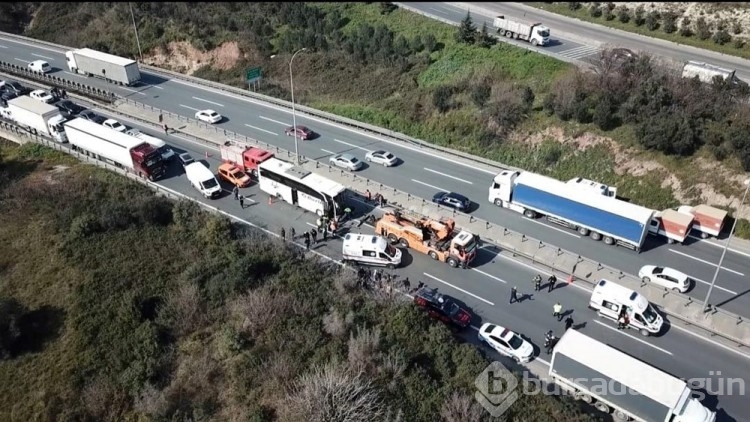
[129,3,143,62]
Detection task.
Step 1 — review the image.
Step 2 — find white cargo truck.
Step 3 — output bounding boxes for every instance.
[550,330,716,422]
[682,61,738,84]
[65,48,141,86]
[493,15,550,46]
[6,95,67,142]
[125,128,175,161]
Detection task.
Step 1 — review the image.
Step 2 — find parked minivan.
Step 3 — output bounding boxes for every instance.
[589,279,663,336]
[185,162,221,199]
[342,233,402,268]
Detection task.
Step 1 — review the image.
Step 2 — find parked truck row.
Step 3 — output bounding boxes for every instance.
[488,170,727,252]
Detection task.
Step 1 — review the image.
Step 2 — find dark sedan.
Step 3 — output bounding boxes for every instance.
[79,110,106,124]
[56,100,86,117]
[432,191,471,212]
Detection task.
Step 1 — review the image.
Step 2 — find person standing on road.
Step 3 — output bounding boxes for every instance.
[564,315,574,331]
[239,195,245,209]
[402,277,410,292]
[510,286,519,304]
[553,302,563,321]
[304,235,310,250]
[322,225,328,241]
[310,228,318,244]
[280,227,286,240]
[233,185,239,200]
[533,274,542,291]
[290,227,296,240]
[548,274,557,292]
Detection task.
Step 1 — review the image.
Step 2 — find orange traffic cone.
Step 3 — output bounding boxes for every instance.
[205,151,209,159]
[567,274,574,284]
[268,196,273,205]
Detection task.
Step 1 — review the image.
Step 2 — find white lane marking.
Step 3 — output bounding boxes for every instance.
[122,87,147,96]
[64,71,86,78]
[424,167,473,185]
[13,58,29,63]
[192,96,224,107]
[167,78,498,175]
[527,218,581,238]
[472,268,507,284]
[411,179,448,192]
[321,148,336,155]
[143,84,164,90]
[424,273,495,306]
[31,53,54,60]
[669,249,744,276]
[592,320,673,355]
[258,116,288,126]
[334,138,371,153]
[0,45,7,49]
[688,235,750,259]
[0,36,64,54]
[428,7,445,14]
[669,323,750,360]
[689,276,737,295]
[179,104,200,112]
[244,124,277,136]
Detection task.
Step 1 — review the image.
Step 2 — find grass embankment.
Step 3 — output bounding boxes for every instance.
[0,141,599,421]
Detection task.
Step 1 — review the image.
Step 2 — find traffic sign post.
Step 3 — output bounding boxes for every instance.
[246,66,262,91]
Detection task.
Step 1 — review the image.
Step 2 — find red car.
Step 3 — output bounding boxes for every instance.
[413,287,472,329]
[285,125,314,140]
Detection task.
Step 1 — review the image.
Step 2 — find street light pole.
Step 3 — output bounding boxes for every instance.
[289,48,307,165]
[703,178,750,312]
[129,3,143,62]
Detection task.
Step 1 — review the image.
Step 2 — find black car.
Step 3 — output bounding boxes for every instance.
[413,287,472,329]
[1,90,19,102]
[432,191,471,212]
[177,152,195,168]
[3,81,28,96]
[79,110,106,124]
[56,100,86,116]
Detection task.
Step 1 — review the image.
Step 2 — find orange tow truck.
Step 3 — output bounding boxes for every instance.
[374,209,480,268]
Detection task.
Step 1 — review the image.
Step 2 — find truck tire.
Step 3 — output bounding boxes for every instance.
[505,31,513,38]
[577,227,589,236]
[603,236,614,245]
[575,392,592,403]
[701,232,709,239]
[590,232,602,241]
[398,238,409,248]
[614,409,630,420]
[494,198,503,207]
[523,209,537,219]
[387,233,398,243]
[447,258,458,268]
[594,402,610,413]
[667,238,675,244]
[531,39,539,46]
[316,209,324,217]
[428,251,439,260]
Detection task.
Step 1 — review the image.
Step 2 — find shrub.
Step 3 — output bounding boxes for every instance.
[604,9,615,21]
[636,112,701,156]
[713,30,732,45]
[593,94,618,130]
[568,2,581,11]
[734,38,746,49]
[633,5,645,26]
[696,17,711,40]
[379,2,397,15]
[455,12,477,44]
[662,12,677,34]
[423,33,437,52]
[589,5,602,18]
[433,86,453,113]
[617,6,630,23]
[470,82,491,108]
[645,11,659,31]
[679,17,693,37]
[733,20,743,35]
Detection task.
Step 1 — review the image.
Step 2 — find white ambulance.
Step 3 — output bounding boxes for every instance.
[589,279,663,336]
[342,233,402,268]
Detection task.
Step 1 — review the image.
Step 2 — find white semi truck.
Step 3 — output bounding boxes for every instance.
[682,61,738,84]
[5,95,67,143]
[550,330,716,422]
[65,48,141,86]
[493,15,550,46]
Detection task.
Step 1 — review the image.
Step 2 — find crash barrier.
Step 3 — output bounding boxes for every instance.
[99,99,750,350]
[0,61,118,103]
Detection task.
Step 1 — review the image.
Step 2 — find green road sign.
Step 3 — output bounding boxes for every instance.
[246,66,262,83]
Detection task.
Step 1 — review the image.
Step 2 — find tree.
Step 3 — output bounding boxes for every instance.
[423,33,437,52]
[593,94,618,130]
[696,17,711,40]
[636,112,700,156]
[633,5,645,26]
[645,11,659,31]
[589,4,602,18]
[733,20,743,35]
[478,22,495,48]
[455,12,477,44]
[433,86,453,113]
[0,297,26,359]
[662,12,677,34]
[471,82,491,107]
[713,30,732,45]
[679,17,693,37]
[568,2,581,11]
[617,6,630,23]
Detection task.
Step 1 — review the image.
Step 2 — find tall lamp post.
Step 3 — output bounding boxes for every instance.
[289,48,307,165]
[128,3,143,61]
[703,178,750,312]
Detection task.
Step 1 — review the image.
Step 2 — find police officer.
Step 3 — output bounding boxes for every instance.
[533,274,542,291]
[548,274,557,292]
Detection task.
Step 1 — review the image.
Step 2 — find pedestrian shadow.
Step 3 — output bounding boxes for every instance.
[561,309,574,319]
[517,293,534,303]
[572,322,587,330]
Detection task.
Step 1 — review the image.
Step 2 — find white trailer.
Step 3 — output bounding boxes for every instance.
[65,48,141,86]
[682,61,737,84]
[6,95,67,143]
[550,330,715,422]
[493,15,550,46]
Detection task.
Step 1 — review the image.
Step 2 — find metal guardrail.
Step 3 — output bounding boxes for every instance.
[0,61,118,103]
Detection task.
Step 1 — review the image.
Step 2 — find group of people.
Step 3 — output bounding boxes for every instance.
[533,274,557,292]
[364,189,386,206]
[50,87,68,100]
[355,268,412,293]
[278,216,340,250]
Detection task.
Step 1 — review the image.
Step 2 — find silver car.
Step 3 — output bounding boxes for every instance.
[365,150,398,166]
[329,153,363,171]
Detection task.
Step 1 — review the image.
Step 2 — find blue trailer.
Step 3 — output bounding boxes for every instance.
[488,170,656,251]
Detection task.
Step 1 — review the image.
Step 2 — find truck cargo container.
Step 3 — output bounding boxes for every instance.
[550,330,715,422]
[493,15,550,46]
[6,95,67,143]
[65,48,141,86]
[677,204,727,239]
[647,209,693,244]
[682,61,738,85]
[220,142,274,177]
[64,118,164,180]
[489,170,671,251]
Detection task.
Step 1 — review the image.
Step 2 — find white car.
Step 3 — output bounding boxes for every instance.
[638,265,691,293]
[103,118,127,132]
[195,109,222,124]
[365,150,398,167]
[28,60,51,73]
[29,89,55,104]
[478,323,534,363]
[329,153,364,171]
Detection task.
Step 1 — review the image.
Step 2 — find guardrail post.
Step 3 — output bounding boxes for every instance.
[557,247,563,256]
[538,240,544,249]
[486,221,491,230]
[469,216,474,223]
[662,288,669,298]
[618,270,624,279]
[737,317,742,326]
[503,228,508,236]
[597,263,603,271]
[521,234,526,242]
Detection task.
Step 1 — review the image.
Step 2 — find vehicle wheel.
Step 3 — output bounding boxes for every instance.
[603,236,614,245]
[590,232,602,241]
[639,328,650,337]
[387,264,396,269]
[398,238,409,248]
[577,227,589,236]
[531,39,539,46]
[251,169,258,178]
[316,209,324,217]
[513,356,520,363]
[642,277,651,283]
[387,233,398,243]
[594,402,610,413]
[523,209,537,218]
[505,31,512,38]
[494,198,503,207]
[672,287,681,292]
[366,157,371,162]
[447,258,458,268]
[667,238,675,244]
[701,232,709,239]
[428,251,439,260]
[576,392,592,403]
[614,409,630,421]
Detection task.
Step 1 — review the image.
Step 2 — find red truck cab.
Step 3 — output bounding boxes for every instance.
[131,142,165,181]
[220,143,273,177]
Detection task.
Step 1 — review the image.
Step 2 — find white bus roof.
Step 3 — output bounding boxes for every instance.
[554,330,688,408]
[516,172,654,224]
[259,157,346,197]
[75,48,136,67]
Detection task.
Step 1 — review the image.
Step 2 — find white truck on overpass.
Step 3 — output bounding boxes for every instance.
[493,15,550,46]
[65,48,141,86]
[681,61,738,84]
[550,330,716,422]
[5,95,67,143]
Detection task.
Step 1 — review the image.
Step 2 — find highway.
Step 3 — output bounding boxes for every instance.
[406,2,750,81]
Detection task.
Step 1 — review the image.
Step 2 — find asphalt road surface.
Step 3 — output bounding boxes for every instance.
[33,97,745,421]
[1,34,749,320]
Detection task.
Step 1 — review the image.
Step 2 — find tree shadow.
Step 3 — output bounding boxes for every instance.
[14,305,66,356]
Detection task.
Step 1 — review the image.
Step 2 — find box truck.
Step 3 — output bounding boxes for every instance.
[677,204,727,239]
[220,142,274,177]
[493,15,550,46]
[65,118,164,180]
[6,95,68,143]
[589,279,663,336]
[488,171,689,251]
[65,48,141,86]
[682,61,737,85]
[550,330,716,422]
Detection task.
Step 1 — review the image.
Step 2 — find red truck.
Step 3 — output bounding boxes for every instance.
[220,142,273,177]
[677,204,727,239]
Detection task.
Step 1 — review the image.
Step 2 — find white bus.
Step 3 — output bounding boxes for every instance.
[258,157,347,218]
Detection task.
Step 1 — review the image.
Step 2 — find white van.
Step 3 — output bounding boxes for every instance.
[342,233,402,268]
[28,60,52,74]
[589,279,663,336]
[185,162,222,199]
[125,128,174,161]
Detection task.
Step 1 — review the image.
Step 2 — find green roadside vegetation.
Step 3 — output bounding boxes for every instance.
[0,141,600,420]
[527,2,750,60]
[2,2,749,238]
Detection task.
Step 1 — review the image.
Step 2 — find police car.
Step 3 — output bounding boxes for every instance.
[478,322,534,363]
